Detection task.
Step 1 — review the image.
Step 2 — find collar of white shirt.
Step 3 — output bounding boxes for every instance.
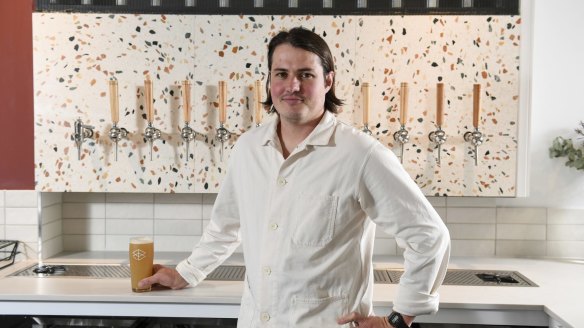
[260,111,337,148]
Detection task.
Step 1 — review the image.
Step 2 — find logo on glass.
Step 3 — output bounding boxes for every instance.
[132,249,147,261]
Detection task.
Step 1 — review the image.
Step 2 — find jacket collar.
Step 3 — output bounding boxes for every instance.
[261,111,336,148]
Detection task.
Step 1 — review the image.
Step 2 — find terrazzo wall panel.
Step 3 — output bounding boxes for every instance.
[33,13,521,196]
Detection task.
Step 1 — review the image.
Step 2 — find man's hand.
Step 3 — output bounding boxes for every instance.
[337,312,390,328]
[138,264,189,290]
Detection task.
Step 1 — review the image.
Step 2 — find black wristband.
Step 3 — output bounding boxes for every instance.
[388,311,409,328]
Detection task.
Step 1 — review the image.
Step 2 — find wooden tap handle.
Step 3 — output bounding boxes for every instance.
[218,81,227,124]
[473,83,481,128]
[362,82,370,125]
[145,76,153,123]
[436,82,444,127]
[400,82,409,125]
[108,79,119,124]
[182,80,192,123]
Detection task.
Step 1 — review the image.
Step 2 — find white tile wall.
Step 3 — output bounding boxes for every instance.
[5,208,38,225]
[5,190,38,207]
[63,218,105,235]
[106,235,140,251]
[106,219,154,236]
[106,193,154,203]
[154,219,202,236]
[497,207,547,224]
[548,208,584,224]
[63,192,105,203]
[496,224,546,240]
[154,235,201,252]
[2,191,583,259]
[446,223,496,240]
[41,192,62,207]
[446,208,497,223]
[547,225,584,241]
[155,203,202,220]
[64,234,105,251]
[63,203,105,219]
[106,203,153,219]
[6,225,38,243]
[42,220,62,240]
[451,240,496,257]
[42,204,62,225]
[496,240,546,258]
[155,193,203,204]
[202,204,213,220]
[0,203,4,225]
[42,236,63,259]
[547,241,584,258]
[447,197,497,208]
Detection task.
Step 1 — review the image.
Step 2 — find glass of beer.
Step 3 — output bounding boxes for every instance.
[129,236,154,292]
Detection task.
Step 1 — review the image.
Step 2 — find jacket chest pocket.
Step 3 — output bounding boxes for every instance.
[290,294,348,327]
[290,194,339,247]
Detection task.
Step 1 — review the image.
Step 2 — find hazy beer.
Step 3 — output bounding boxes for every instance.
[129,236,153,292]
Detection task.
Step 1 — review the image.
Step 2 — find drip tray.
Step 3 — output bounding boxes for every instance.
[374,269,538,287]
[9,264,245,281]
[9,265,538,287]
[10,264,131,279]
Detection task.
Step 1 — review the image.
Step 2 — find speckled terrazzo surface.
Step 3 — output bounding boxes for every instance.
[33,14,521,195]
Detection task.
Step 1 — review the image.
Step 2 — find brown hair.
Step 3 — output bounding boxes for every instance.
[264,27,344,113]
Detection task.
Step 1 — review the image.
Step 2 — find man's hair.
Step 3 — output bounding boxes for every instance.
[264,27,344,113]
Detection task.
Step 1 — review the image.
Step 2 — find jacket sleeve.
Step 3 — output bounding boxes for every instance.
[358,143,450,316]
[176,145,243,286]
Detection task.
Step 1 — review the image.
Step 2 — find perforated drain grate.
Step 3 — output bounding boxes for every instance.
[9,264,537,287]
[10,264,131,278]
[10,264,245,281]
[373,269,538,287]
[206,265,246,281]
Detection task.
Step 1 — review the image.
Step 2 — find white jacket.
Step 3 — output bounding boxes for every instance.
[177,111,450,327]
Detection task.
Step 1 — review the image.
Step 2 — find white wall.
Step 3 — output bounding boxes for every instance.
[498,0,584,209]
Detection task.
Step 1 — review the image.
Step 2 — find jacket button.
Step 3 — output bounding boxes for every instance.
[270,223,279,230]
[263,266,272,276]
[261,312,270,322]
[277,177,287,186]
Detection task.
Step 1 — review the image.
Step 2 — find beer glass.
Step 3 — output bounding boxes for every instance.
[129,236,154,292]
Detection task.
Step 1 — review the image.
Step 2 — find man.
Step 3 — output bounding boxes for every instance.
[139,27,450,328]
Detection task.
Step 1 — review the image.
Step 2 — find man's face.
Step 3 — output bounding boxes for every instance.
[270,43,333,126]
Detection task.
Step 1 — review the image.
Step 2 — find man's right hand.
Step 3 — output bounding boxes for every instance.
[138,264,189,290]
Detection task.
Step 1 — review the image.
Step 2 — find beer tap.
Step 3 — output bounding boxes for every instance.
[361,82,372,135]
[215,81,232,162]
[464,84,485,166]
[393,82,410,163]
[429,83,447,165]
[108,78,129,161]
[72,118,94,160]
[180,80,198,162]
[143,75,161,161]
[254,80,263,127]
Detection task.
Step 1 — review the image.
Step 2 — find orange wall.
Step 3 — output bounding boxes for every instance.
[0,1,34,189]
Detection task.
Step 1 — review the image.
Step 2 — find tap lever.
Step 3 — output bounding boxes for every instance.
[181,123,200,163]
[464,128,485,166]
[362,124,372,135]
[393,125,409,164]
[215,123,232,162]
[429,126,447,165]
[108,124,129,161]
[72,118,95,160]
[144,123,162,161]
